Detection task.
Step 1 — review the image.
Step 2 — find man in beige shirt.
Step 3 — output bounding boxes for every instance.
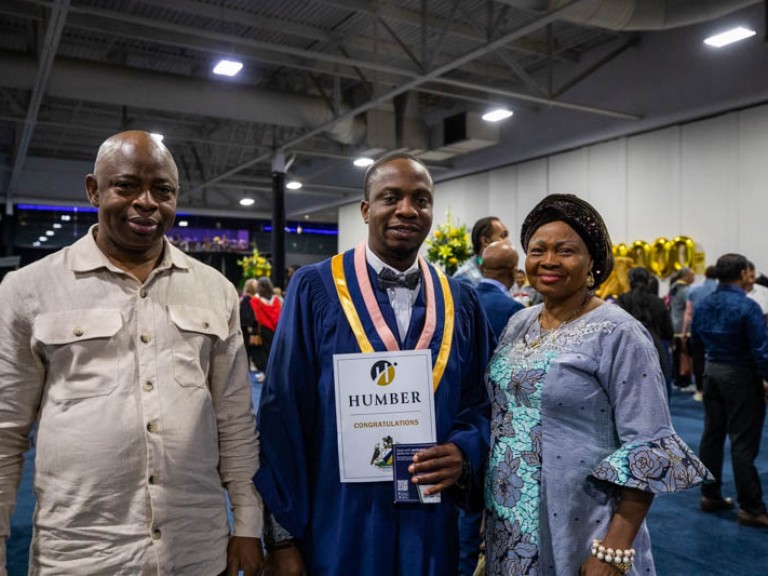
[0,131,263,575]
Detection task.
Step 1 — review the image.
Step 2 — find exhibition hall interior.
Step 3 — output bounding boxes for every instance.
[2,1,768,575]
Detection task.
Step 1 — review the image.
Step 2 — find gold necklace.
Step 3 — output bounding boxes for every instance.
[524,291,593,350]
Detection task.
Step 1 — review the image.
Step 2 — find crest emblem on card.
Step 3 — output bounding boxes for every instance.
[370,360,396,386]
[370,435,395,468]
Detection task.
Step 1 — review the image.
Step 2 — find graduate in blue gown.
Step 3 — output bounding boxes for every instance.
[255,153,493,576]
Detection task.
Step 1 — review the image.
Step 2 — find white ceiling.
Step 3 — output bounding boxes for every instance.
[0,0,766,223]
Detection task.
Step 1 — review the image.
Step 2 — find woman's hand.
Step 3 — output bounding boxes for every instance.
[579,556,623,576]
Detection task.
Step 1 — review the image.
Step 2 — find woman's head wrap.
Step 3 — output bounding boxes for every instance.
[520,194,614,289]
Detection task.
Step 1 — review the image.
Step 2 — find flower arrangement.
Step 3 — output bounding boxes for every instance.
[425,210,472,276]
[237,247,272,279]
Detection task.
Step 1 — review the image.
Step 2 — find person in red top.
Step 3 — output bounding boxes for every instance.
[250,277,282,373]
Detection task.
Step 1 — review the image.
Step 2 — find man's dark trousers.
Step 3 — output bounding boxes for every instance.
[699,362,766,515]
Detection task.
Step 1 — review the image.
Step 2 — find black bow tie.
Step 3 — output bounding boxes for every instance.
[377,267,420,290]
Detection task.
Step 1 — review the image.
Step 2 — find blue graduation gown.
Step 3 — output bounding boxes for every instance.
[255,250,493,575]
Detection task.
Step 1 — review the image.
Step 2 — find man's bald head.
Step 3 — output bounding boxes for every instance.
[93,131,178,182]
[480,241,519,290]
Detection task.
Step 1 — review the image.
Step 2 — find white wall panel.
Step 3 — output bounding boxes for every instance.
[489,164,519,245]
[515,158,548,228]
[738,106,768,273]
[587,139,628,243]
[549,148,588,199]
[432,172,490,232]
[626,126,681,241]
[680,113,739,269]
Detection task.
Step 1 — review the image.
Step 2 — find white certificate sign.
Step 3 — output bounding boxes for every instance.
[333,349,437,483]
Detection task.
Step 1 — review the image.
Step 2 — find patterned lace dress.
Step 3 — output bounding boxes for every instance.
[484,303,712,576]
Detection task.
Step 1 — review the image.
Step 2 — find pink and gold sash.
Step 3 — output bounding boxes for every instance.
[331,242,454,391]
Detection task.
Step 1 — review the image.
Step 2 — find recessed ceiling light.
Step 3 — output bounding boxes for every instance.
[704,26,756,48]
[39,236,47,242]
[33,241,40,247]
[353,157,374,167]
[45,230,54,236]
[150,133,164,143]
[239,197,255,206]
[213,59,243,76]
[52,223,62,229]
[61,214,71,221]
[178,220,189,227]
[286,180,303,190]
[482,108,514,122]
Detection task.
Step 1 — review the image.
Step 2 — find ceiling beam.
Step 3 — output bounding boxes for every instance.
[62,3,412,78]
[5,0,69,207]
[7,3,602,120]
[433,77,641,120]
[189,0,599,195]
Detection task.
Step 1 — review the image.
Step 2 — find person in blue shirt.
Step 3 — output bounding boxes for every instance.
[682,265,718,400]
[691,253,768,528]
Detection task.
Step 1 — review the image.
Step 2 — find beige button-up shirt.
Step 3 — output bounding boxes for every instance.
[0,227,262,575]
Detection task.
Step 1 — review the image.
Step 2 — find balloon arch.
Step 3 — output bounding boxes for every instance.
[612,236,705,278]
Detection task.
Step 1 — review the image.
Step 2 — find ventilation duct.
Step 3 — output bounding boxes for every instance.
[363,109,429,155]
[0,52,365,146]
[513,0,760,30]
[420,112,501,162]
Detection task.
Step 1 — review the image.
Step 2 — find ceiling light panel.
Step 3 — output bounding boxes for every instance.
[213,59,244,76]
[704,27,756,48]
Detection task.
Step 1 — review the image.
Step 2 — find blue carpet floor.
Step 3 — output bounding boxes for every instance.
[7,386,768,575]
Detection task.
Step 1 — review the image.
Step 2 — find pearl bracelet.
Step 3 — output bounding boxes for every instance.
[591,539,635,574]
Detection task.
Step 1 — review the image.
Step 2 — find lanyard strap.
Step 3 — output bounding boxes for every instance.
[331,243,454,391]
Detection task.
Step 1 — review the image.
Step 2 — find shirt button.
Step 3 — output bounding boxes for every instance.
[143,381,154,392]
[151,528,161,540]
[140,289,148,298]
[73,327,84,337]
[147,421,158,433]
[140,333,152,343]
[202,321,210,329]
[148,474,158,485]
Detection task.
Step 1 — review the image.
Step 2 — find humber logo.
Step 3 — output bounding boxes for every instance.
[370,360,396,386]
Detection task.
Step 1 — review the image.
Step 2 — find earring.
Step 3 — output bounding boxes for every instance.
[586,271,595,288]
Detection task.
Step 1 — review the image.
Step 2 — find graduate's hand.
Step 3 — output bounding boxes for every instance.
[408,442,464,495]
[579,556,623,576]
[265,546,307,576]
[226,536,264,576]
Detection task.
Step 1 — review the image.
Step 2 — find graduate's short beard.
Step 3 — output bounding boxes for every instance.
[389,245,420,261]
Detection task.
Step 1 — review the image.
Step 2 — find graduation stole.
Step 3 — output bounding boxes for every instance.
[331,241,454,391]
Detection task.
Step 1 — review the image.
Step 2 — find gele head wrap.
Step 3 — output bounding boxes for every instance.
[520,194,614,289]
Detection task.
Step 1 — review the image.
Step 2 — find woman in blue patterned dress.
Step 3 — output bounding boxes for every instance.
[484,195,711,576]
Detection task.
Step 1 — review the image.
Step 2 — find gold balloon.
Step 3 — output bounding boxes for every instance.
[612,243,629,258]
[628,240,651,269]
[612,235,702,278]
[650,237,671,277]
[668,236,696,272]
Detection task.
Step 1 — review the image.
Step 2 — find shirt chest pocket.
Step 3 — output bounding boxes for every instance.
[169,306,228,388]
[33,309,123,402]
